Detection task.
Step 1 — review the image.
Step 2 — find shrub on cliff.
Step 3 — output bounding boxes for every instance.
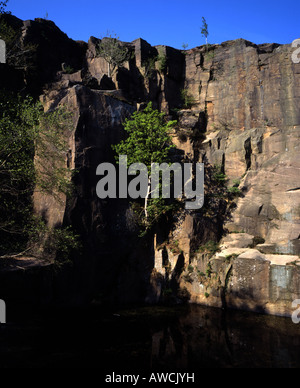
[0,13,37,70]
[0,91,74,256]
[157,48,167,74]
[96,32,131,78]
[181,89,196,109]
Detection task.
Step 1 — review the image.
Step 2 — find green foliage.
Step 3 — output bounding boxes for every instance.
[180,89,196,109]
[143,51,167,78]
[157,49,167,74]
[206,241,220,254]
[63,65,75,74]
[169,239,181,254]
[113,102,177,172]
[45,226,81,263]
[35,106,74,198]
[143,56,157,79]
[143,50,167,78]
[201,17,209,39]
[232,179,241,186]
[205,50,215,61]
[0,91,73,255]
[197,241,220,257]
[227,186,242,196]
[227,178,242,197]
[26,216,81,263]
[206,262,213,278]
[0,93,39,253]
[201,16,209,49]
[213,165,227,185]
[146,199,177,229]
[112,102,178,234]
[0,18,16,47]
[0,17,37,69]
[96,32,130,77]
[133,193,182,238]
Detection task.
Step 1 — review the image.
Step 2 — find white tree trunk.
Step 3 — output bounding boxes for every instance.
[144,178,151,219]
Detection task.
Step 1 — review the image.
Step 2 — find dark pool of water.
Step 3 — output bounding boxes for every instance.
[0,303,300,369]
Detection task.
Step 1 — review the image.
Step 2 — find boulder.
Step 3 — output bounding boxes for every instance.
[221,233,255,249]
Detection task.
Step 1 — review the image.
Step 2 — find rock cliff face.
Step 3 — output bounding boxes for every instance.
[1,16,299,315]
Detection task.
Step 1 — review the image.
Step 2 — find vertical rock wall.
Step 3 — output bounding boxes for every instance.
[1,16,299,314]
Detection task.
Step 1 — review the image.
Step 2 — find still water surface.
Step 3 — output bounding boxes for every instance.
[0,304,299,368]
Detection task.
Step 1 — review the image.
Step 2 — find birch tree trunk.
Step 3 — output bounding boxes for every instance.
[144,178,151,220]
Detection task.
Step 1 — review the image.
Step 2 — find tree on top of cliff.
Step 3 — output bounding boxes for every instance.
[96,32,130,78]
[112,103,178,233]
[0,0,11,14]
[0,14,37,70]
[201,17,209,50]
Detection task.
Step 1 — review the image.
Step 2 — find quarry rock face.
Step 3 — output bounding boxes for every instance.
[182,40,300,256]
[1,17,299,315]
[202,125,300,255]
[38,84,154,304]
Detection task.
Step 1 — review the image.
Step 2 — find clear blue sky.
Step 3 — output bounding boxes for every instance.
[8,0,300,49]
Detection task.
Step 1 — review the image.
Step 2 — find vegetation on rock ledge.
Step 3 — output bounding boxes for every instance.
[0,91,79,261]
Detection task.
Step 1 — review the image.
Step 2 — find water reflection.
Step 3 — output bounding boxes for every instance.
[148,305,300,369]
[0,304,299,368]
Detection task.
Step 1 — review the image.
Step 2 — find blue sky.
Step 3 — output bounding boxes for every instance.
[8,0,300,49]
